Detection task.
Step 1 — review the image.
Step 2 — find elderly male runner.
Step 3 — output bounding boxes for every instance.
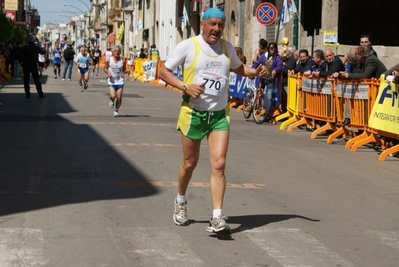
[159,8,266,233]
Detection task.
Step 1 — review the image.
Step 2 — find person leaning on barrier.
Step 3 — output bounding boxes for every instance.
[290,49,313,75]
[383,62,399,83]
[303,49,324,76]
[338,49,363,127]
[332,46,387,80]
[311,49,345,78]
[281,45,297,112]
[19,34,46,98]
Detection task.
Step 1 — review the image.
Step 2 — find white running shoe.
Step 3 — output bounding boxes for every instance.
[109,100,114,108]
[173,199,189,226]
[84,82,88,89]
[206,215,228,233]
[62,78,65,81]
[80,87,83,92]
[113,110,118,117]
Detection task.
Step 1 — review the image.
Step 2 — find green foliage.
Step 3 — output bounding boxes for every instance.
[0,14,13,43]
[11,27,27,44]
[0,13,27,44]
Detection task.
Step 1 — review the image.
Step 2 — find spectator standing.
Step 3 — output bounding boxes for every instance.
[334,46,386,80]
[234,47,247,64]
[62,43,75,81]
[292,49,313,74]
[11,42,21,79]
[19,35,46,98]
[311,48,345,78]
[360,34,377,57]
[149,44,160,61]
[126,47,135,79]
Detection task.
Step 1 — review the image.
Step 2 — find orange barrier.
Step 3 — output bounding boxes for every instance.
[278,74,399,161]
[327,79,377,145]
[287,77,336,139]
[0,55,11,83]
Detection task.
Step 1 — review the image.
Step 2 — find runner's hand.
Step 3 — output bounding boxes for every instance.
[185,83,205,98]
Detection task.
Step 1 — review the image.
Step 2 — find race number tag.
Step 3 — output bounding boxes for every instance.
[198,71,226,96]
[79,63,86,68]
[55,53,60,58]
[111,68,123,82]
[94,52,100,57]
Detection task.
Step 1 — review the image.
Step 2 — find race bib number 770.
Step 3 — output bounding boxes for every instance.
[199,72,226,96]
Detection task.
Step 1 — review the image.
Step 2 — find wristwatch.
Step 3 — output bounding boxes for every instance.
[181,84,188,93]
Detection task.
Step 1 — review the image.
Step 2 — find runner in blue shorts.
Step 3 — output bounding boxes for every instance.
[104,45,130,117]
[74,46,91,92]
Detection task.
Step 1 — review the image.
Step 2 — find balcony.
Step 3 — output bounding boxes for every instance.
[108,8,121,20]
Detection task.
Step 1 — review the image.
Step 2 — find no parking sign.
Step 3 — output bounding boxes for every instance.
[256,3,278,26]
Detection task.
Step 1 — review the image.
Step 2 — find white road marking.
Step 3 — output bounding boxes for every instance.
[365,230,399,250]
[108,227,204,266]
[245,228,354,267]
[0,228,48,267]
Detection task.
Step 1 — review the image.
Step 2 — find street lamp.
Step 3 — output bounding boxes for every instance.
[63,3,85,14]
[78,0,90,12]
[64,3,91,45]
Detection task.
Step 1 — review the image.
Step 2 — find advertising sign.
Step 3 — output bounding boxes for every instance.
[5,0,18,11]
[4,10,16,22]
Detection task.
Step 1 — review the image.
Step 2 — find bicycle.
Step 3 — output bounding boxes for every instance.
[242,79,258,120]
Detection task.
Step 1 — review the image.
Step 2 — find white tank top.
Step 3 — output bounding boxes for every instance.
[107,56,124,85]
[183,37,231,111]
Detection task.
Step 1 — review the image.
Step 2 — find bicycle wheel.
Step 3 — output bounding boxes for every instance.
[252,89,269,124]
[242,89,254,119]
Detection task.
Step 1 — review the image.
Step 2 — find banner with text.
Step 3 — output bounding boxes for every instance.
[368,80,399,134]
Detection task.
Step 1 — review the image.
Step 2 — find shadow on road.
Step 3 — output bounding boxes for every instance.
[194,214,320,235]
[0,91,158,217]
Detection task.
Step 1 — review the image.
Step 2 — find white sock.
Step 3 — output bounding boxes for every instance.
[176,194,186,204]
[212,209,222,219]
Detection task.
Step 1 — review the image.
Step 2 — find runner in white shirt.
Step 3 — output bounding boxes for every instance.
[103,45,130,117]
[74,46,91,92]
[38,44,46,77]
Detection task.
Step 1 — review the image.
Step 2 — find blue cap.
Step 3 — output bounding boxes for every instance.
[202,8,226,21]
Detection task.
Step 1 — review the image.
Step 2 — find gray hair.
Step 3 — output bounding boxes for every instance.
[287,45,296,54]
[356,45,373,57]
[113,45,121,52]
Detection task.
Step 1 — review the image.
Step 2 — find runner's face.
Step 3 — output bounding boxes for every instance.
[201,18,225,45]
[113,48,121,57]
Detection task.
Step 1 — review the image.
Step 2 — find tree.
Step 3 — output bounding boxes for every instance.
[0,14,13,43]
[0,13,27,44]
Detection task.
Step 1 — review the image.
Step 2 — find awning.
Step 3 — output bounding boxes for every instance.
[107,32,115,43]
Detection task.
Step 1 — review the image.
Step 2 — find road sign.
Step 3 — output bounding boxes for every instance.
[256,3,278,26]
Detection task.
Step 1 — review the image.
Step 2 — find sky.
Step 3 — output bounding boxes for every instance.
[30,0,91,25]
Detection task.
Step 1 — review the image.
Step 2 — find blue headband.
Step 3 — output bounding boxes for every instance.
[202,8,226,21]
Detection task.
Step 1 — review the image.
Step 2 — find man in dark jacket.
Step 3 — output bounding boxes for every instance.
[62,43,75,81]
[311,49,345,78]
[19,35,46,98]
[337,46,387,80]
[292,49,313,74]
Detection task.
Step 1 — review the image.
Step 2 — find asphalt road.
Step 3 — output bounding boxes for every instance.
[0,68,398,267]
